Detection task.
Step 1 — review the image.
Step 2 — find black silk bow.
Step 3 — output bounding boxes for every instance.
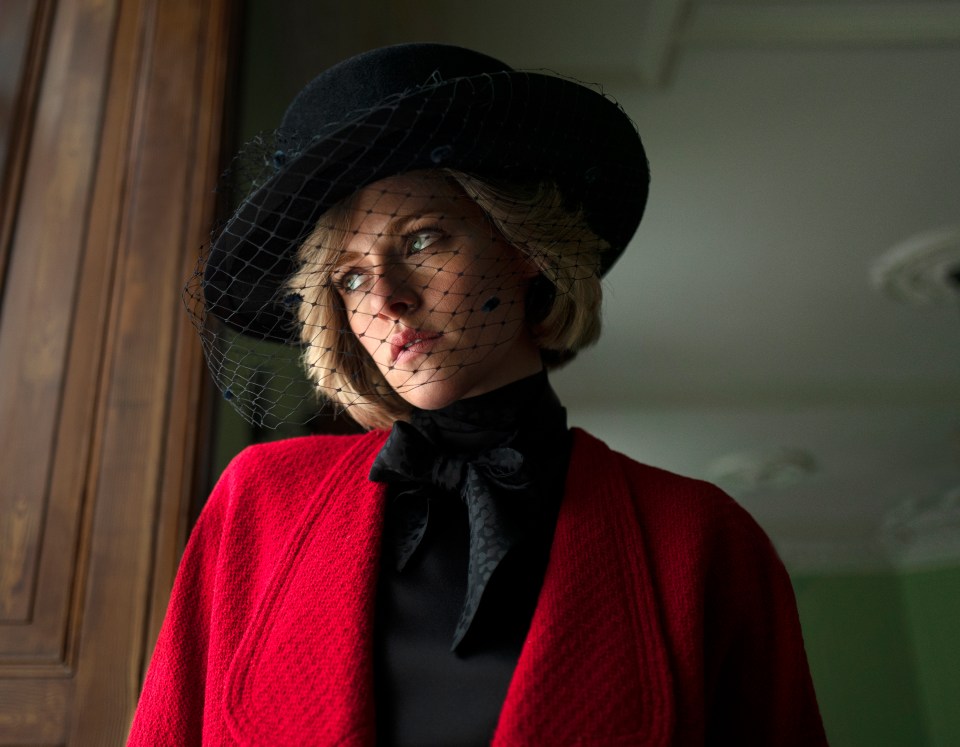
[369,419,533,650]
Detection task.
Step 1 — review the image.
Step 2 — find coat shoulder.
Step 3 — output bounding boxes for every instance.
[571,427,769,548]
[220,431,385,491]
[203,430,388,530]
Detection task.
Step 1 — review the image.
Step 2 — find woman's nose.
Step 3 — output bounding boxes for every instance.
[366,265,419,320]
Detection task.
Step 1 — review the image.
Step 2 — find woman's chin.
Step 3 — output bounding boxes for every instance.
[388,372,465,411]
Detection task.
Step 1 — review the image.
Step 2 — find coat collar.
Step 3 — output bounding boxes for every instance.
[223,429,673,746]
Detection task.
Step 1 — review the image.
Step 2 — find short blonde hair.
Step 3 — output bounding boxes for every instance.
[287,170,609,430]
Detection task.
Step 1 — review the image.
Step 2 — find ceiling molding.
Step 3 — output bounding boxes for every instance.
[871,226,960,307]
[768,486,960,574]
[881,485,960,570]
[682,2,960,46]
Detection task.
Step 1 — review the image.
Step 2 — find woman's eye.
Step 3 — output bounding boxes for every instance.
[409,230,442,254]
[339,272,365,292]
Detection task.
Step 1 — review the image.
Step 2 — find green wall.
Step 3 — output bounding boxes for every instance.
[793,565,960,747]
[900,567,960,746]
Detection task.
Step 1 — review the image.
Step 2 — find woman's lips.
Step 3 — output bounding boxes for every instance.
[390,330,442,363]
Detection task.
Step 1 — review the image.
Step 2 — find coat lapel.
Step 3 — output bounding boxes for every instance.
[494,429,675,746]
[223,431,388,747]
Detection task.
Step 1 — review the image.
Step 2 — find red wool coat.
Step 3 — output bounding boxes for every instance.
[128,428,827,746]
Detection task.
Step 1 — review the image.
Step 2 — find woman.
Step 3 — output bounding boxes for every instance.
[129,43,827,746]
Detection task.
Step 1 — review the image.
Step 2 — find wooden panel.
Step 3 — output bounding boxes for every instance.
[0,0,120,660]
[0,0,235,742]
[0,0,43,596]
[0,1,51,243]
[144,0,238,658]
[0,679,68,745]
[67,0,234,740]
[0,0,38,157]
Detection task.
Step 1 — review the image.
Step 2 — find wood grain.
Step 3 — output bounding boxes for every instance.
[0,0,235,742]
[0,0,119,642]
[0,0,54,299]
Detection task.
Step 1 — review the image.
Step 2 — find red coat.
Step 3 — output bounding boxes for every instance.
[128,428,826,746]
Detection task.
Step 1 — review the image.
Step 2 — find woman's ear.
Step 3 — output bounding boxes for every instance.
[524,273,556,325]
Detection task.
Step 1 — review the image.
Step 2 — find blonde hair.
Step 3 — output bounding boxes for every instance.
[287,170,609,430]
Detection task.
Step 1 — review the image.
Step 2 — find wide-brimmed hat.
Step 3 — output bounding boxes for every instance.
[202,42,649,345]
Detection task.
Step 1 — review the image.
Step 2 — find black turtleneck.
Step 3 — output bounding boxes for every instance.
[372,370,572,747]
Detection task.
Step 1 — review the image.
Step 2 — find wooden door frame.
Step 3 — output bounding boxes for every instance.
[0,0,237,743]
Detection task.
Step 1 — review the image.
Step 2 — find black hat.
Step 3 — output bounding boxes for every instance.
[203,42,649,344]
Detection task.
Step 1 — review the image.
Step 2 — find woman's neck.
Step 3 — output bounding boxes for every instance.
[408,369,564,452]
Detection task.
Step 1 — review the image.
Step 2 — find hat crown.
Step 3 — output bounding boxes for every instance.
[279,43,513,146]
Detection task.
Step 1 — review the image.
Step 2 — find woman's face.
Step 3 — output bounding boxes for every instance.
[333,171,543,410]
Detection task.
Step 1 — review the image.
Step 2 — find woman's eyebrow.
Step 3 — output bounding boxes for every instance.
[332,249,367,268]
[380,211,451,236]
[346,211,457,251]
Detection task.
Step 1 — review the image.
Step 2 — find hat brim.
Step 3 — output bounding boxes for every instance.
[204,70,648,343]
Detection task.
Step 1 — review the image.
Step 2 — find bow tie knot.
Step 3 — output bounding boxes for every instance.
[430,456,465,492]
[371,420,529,497]
[369,418,535,650]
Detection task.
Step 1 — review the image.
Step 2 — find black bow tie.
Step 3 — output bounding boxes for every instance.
[369,419,534,650]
